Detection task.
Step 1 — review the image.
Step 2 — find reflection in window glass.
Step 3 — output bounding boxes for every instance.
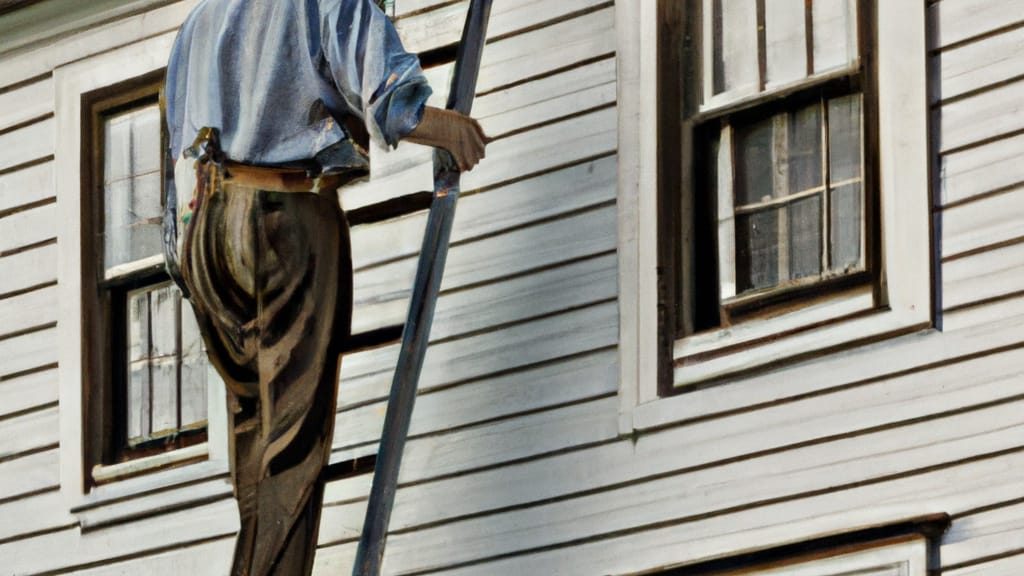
[103,105,163,271]
[728,95,863,295]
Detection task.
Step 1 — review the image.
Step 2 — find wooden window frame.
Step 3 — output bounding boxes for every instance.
[672,0,879,341]
[56,35,230,522]
[80,72,209,479]
[615,0,932,433]
[664,514,948,576]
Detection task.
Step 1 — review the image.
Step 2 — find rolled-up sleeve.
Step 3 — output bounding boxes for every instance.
[321,0,433,148]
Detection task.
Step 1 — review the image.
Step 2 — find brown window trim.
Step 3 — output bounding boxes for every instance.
[658,0,880,396]
[659,513,949,575]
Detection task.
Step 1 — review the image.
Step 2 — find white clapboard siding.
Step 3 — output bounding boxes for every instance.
[343,102,616,211]
[939,24,1024,102]
[943,241,1024,309]
[0,76,53,131]
[942,185,1024,258]
[940,131,1024,206]
[354,399,1024,573]
[351,251,615,362]
[351,204,615,337]
[71,535,235,576]
[421,451,1024,576]
[319,501,363,546]
[0,405,58,461]
[322,393,619,545]
[352,202,616,328]
[474,7,614,94]
[942,501,1024,569]
[946,554,1024,576]
[324,472,374,507]
[351,210,615,337]
[0,489,76,542]
[78,475,234,530]
[0,447,58,502]
[0,199,56,253]
[0,326,57,379]
[393,0,448,19]
[369,56,615,180]
[0,367,58,420]
[930,0,1024,49]
[474,58,616,137]
[0,496,237,576]
[0,242,57,296]
[339,299,617,413]
[0,160,52,215]
[0,284,58,337]
[940,77,1024,153]
[334,345,617,451]
[333,396,619,485]
[0,1,193,89]
[0,116,53,173]
[323,344,1024,538]
[395,0,610,54]
[642,299,1024,433]
[351,154,615,273]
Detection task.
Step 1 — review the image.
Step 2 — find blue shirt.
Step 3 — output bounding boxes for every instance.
[165,0,432,171]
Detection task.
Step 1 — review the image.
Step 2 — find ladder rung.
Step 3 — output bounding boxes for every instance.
[341,324,404,354]
[346,191,433,226]
[323,454,377,482]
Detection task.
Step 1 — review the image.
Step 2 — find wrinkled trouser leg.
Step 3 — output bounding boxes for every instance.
[180,164,352,576]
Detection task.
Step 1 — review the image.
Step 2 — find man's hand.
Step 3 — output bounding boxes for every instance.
[404,106,487,171]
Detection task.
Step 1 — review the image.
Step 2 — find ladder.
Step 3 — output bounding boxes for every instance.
[346,2,493,574]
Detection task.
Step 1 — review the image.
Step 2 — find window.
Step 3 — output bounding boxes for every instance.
[676,0,873,333]
[80,72,209,481]
[615,0,930,421]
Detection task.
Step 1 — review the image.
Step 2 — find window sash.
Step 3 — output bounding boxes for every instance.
[87,84,211,468]
[700,0,860,113]
[709,90,866,314]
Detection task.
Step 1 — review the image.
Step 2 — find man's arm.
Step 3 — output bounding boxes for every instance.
[404,106,487,171]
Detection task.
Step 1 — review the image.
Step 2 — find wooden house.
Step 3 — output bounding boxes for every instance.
[1,0,1022,574]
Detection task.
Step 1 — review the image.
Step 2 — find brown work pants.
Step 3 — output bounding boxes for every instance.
[179,158,352,576]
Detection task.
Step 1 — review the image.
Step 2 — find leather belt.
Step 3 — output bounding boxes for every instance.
[221,161,364,194]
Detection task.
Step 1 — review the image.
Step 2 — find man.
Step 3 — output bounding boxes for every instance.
[163,1,486,574]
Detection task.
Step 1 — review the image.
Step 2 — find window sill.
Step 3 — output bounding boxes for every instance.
[634,305,931,432]
[675,285,874,365]
[92,441,209,485]
[72,448,231,531]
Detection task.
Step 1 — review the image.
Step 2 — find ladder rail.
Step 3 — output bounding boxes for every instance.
[350,2,493,574]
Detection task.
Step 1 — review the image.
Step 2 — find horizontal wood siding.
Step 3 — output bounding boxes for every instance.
[313,2,1024,575]
[2,0,1024,575]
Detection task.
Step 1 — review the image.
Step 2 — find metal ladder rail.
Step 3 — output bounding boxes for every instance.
[350,2,493,574]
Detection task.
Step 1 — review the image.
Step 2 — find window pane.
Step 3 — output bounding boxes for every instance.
[131,106,162,174]
[713,0,758,95]
[830,182,862,271]
[765,0,808,86]
[149,285,180,435]
[828,94,862,183]
[788,194,823,279]
[103,114,133,185]
[128,364,149,443]
[179,298,208,428]
[126,290,150,443]
[813,0,858,73]
[151,359,178,435]
[736,208,779,293]
[103,105,163,271]
[788,102,823,194]
[735,117,775,206]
